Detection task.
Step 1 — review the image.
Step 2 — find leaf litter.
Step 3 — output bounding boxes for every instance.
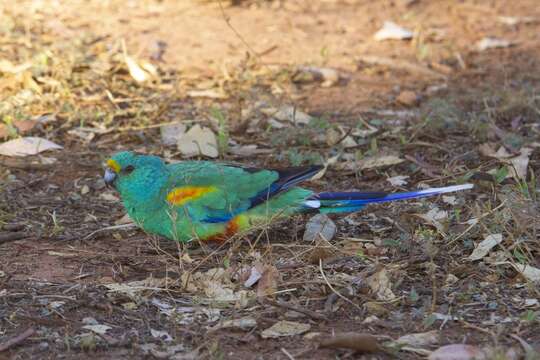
[1,1,539,358]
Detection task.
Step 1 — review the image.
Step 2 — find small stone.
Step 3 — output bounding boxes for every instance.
[396,90,419,106]
[94,178,106,190]
[100,192,119,202]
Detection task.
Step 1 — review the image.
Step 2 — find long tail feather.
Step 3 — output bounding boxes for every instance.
[303,184,473,213]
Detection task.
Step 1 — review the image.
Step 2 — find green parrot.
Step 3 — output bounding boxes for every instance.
[103,151,473,243]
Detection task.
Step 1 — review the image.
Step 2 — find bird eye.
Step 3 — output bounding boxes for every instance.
[123,165,135,174]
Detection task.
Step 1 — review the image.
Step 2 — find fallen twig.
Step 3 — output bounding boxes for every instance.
[319,332,380,353]
[1,224,25,232]
[0,232,26,245]
[319,259,362,311]
[0,328,35,352]
[358,55,447,79]
[83,223,138,240]
[0,159,54,171]
[281,347,296,360]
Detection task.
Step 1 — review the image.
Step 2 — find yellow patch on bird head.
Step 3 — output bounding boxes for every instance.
[166,186,216,206]
[107,159,121,173]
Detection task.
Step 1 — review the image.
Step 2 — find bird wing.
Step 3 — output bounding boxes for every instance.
[165,161,322,222]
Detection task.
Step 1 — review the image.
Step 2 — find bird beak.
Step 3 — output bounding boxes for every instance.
[104,168,117,186]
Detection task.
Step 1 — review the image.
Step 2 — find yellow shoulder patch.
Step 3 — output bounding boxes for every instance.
[107,159,121,173]
[166,186,216,206]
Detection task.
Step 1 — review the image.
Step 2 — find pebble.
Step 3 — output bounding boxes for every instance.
[396,90,419,106]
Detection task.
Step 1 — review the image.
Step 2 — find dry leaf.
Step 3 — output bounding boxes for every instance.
[244,264,263,288]
[204,280,240,302]
[325,128,342,146]
[351,122,378,137]
[0,137,63,157]
[267,118,286,129]
[342,136,357,148]
[261,106,312,125]
[160,123,187,146]
[210,317,257,332]
[68,128,99,142]
[181,268,252,303]
[468,234,503,261]
[140,60,158,76]
[228,144,272,156]
[121,38,156,83]
[82,324,112,335]
[151,329,173,342]
[367,268,396,301]
[418,207,448,234]
[319,333,379,353]
[326,127,357,148]
[432,313,460,321]
[311,154,340,180]
[478,143,512,159]
[124,54,151,82]
[115,213,134,225]
[394,330,440,347]
[306,238,336,264]
[104,277,172,299]
[187,89,227,99]
[477,37,513,51]
[256,265,279,298]
[479,144,532,179]
[428,344,486,360]
[0,120,38,138]
[442,195,456,205]
[374,21,413,41]
[498,16,536,25]
[303,214,336,242]
[509,147,532,180]
[177,124,218,158]
[444,274,459,287]
[261,320,310,338]
[0,59,32,74]
[357,155,404,170]
[295,66,340,87]
[511,263,540,282]
[387,175,409,186]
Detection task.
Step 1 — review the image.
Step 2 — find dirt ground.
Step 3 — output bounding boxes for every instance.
[1,0,539,359]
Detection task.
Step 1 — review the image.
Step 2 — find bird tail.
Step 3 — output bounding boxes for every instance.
[302,184,473,214]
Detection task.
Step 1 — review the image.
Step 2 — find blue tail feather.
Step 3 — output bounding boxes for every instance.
[304,184,473,213]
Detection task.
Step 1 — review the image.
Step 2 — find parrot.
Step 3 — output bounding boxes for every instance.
[103,151,473,243]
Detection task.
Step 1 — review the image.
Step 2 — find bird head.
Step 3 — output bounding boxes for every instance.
[104,151,169,206]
